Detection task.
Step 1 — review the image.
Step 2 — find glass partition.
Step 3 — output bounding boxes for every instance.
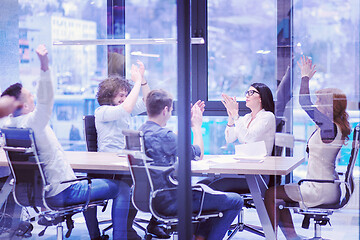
[207,0,277,101]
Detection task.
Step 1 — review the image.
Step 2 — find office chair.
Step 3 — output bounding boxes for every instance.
[225,131,295,239]
[123,129,223,239]
[280,123,360,240]
[224,117,289,239]
[1,127,105,239]
[83,115,116,236]
[127,151,223,240]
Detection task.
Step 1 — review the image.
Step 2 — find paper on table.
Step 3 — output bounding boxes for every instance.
[234,141,267,159]
[191,159,210,170]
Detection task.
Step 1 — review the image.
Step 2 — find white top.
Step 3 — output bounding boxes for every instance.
[285,124,342,208]
[95,99,146,152]
[4,70,76,197]
[225,109,276,156]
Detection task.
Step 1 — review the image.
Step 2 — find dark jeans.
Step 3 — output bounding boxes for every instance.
[156,184,243,240]
[47,179,130,240]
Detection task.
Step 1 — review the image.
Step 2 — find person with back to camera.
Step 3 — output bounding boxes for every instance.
[199,83,276,193]
[139,89,243,240]
[1,45,131,240]
[264,56,351,240]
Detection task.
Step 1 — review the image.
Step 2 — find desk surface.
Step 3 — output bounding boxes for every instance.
[0,150,304,175]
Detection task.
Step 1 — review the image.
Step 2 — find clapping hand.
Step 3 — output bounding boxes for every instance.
[221,93,239,119]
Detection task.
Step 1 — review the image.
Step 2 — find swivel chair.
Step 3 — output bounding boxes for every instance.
[281,124,360,240]
[1,127,104,239]
[124,130,223,240]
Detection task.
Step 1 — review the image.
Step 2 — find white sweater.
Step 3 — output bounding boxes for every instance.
[225,109,276,156]
[5,70,76,197]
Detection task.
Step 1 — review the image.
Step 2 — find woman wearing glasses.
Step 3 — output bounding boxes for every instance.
[222,83,276,156]
[199,83,276,194]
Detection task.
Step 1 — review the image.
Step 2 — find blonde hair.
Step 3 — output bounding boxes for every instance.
[315,88,351,140]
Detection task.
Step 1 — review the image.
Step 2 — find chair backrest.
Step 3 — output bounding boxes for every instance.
[83,115,97,152]
[122,129,145,152]
[272,117,287,156]
[127,153,151,213]
[1,128,47,209]
[341,124,360,207]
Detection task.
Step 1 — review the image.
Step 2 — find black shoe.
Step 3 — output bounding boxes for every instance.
[128,227,142,240]
[146,224,170,239]
[91,234,109,240]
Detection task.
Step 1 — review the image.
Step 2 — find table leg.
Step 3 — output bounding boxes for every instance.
[246,174,276,240]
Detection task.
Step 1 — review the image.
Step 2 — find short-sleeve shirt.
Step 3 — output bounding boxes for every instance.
[95,98,146,152]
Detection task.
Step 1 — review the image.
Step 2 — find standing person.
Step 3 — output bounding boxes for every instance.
[2,45,131,240]
[139,89,243,240]
[200,83,276,193]
[264,56,351,240]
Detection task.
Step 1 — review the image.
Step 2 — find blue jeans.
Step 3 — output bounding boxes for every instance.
[157,185,243,240]
[46,179,130,240]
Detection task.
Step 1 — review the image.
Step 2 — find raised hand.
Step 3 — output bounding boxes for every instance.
[130,64,142,84]
[297,55,316,79]
[191,104,203,128]
[136,60,145,79]
[221,93,239,119]
[36,44,49,72]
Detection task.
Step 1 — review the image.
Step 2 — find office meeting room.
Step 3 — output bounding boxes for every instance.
[0,0,359,240]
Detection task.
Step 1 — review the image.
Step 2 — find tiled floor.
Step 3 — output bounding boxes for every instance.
[1,178,359,240]
[0,204,358,240]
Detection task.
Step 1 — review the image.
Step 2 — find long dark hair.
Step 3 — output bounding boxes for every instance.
[251,83,274,113]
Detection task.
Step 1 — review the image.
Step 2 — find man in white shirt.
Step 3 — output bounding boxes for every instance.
[2,45,130,240]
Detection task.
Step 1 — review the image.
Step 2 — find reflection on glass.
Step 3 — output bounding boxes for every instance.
[207,0,277,101]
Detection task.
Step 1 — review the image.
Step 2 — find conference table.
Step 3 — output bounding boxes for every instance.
[0,150,304,240]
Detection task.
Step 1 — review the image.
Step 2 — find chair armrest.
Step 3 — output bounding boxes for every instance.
[298,179,341,185]
[297,179,345,210]
[58,177,93,210]
[152,185,207,220]
[60,177,92,185]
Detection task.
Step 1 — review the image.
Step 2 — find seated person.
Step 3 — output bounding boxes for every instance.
[139,89,243,240]
[264,56,351,240]
[1,45,130,240]
[0,95,22,118]
[200,83,276,193]
[94,62,169,239]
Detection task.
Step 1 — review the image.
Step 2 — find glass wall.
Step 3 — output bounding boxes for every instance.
[291,0,360,180]
[5,0,178,150]
[207,0,277,101]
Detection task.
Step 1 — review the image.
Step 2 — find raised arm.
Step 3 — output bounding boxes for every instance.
[137,60,151,102]
[28,45,54,129]
[121,64,142,113]
[191,104,204,160]
[297,56,336,141]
